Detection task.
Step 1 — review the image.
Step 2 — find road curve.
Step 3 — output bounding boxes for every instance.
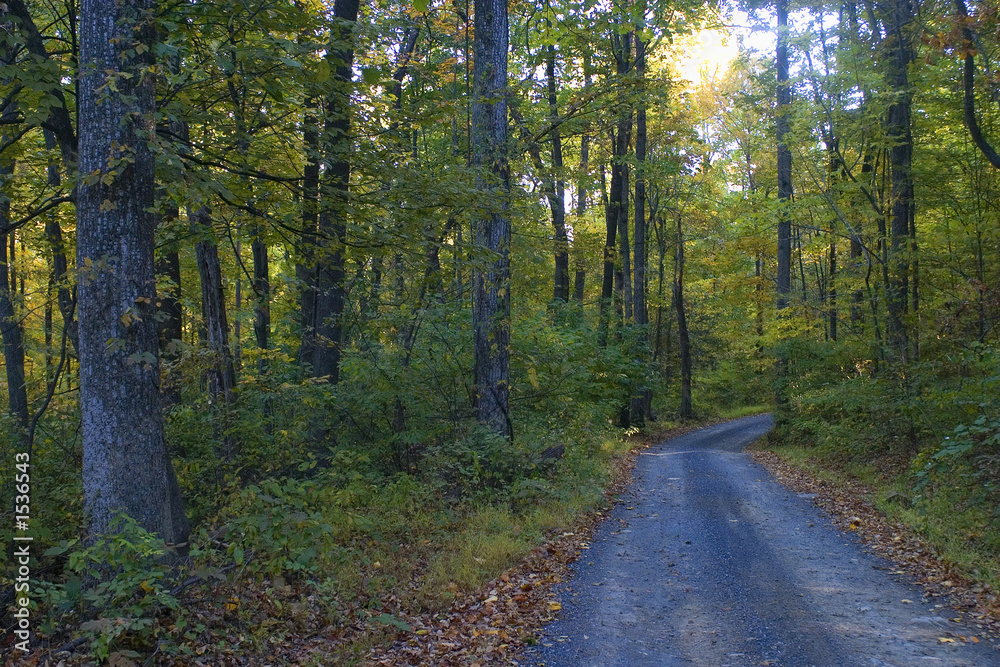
[527,414,1000,666]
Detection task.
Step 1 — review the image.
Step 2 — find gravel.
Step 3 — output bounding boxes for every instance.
[526,414,1000,666]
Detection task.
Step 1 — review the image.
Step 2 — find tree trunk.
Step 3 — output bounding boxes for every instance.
[42,130,78,354]
[884,0,914,361]
[77,0,188,547]
[154,202,183,406]
[573,53,591,305]
[313,0,361,385]
[191,208,237,407]
[471,0,511,438]
[776,0,793,312]
[598,160,619,348]
[634,33,648,329]
[674,211,692,419]
[298,101,320,369]
[0,186,28,432]
[546,40,569,303]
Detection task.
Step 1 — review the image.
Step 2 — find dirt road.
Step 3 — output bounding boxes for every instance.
[527,415,999,666]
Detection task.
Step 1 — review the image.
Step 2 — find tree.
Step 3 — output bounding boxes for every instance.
[77,0,188,546]
[471,0,512,437]
[310,0,361,385]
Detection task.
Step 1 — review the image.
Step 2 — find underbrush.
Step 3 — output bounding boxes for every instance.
[3,307,661,664]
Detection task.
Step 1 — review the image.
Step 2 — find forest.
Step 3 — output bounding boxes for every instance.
[2,0,1000,662]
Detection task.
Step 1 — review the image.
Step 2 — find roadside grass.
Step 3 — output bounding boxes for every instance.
[307,422,642,664]
[760,441,1000,595]
[718,403,771,420]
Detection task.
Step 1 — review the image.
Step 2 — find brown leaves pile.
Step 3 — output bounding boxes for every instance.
[750,450,1000,639]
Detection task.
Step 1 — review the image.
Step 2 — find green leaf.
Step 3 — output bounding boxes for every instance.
[362,68,381,85]
[374,612,412,632]
[413,0,429,11]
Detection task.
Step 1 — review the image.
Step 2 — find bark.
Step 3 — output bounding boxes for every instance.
[0,180,28,431]
[190,207,237,408]
[77,0,188,547]
[471,0,511,438]
[546,40,569,303]
[298,101,320,368]
[829,240,838,341]
[41,130,78,354]
[154,201,183,406]
[251,228,270,364]
[312,0,361,384]
[598,162,619,348]
[674,211,692,419]
[634,33,648,329]
[776,0,793,312]
[154,204,183,354]
[884,0,914,361]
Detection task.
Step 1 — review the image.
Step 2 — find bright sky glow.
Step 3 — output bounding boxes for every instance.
[674,29,739,88]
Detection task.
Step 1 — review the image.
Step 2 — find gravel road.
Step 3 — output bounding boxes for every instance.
[527,414,1000,666]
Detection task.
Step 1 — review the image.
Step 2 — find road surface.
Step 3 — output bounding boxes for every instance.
[528,414,999,666]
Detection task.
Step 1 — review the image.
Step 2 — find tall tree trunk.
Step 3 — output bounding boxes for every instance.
[42,130,78,354]
[251,228,270,368]
[634,32,648,330]
[298,101,320,369]
[546,39,569,303]
[471,0,511,438]
[155,202,183,406]
[775,0,793,407]
[884,0,914,361]
[631,25,651,424]
[573,52,591,305]
[599,160,620,348]
[0,177,28,432]
[191,206,238,459]
[77,0,188,547]
[777,0,793,312]
[674,211,692,419]
[829,240,838,341]
[313,0,361,385]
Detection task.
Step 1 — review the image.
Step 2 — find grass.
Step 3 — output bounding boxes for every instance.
[718,403,772,420]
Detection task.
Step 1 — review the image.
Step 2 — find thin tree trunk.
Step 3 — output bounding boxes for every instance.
[77,0,188,547]
[191,206,238,459]
[154,201,183,406]
[546,39,569,303]
[471,0,511,438]
[777,0,793,312]
[776,0,793,406]
[573,53,591,305]
[599,158,619,348]
[674,211,692,419]
[0,187,28,431]
[41,130,78,354]
[298,101,320,368]
[634,32,648,329]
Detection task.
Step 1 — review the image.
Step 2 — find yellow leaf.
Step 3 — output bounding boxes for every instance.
[140,580,153,592]
[548,602,562,611]
[939,637,956,643]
